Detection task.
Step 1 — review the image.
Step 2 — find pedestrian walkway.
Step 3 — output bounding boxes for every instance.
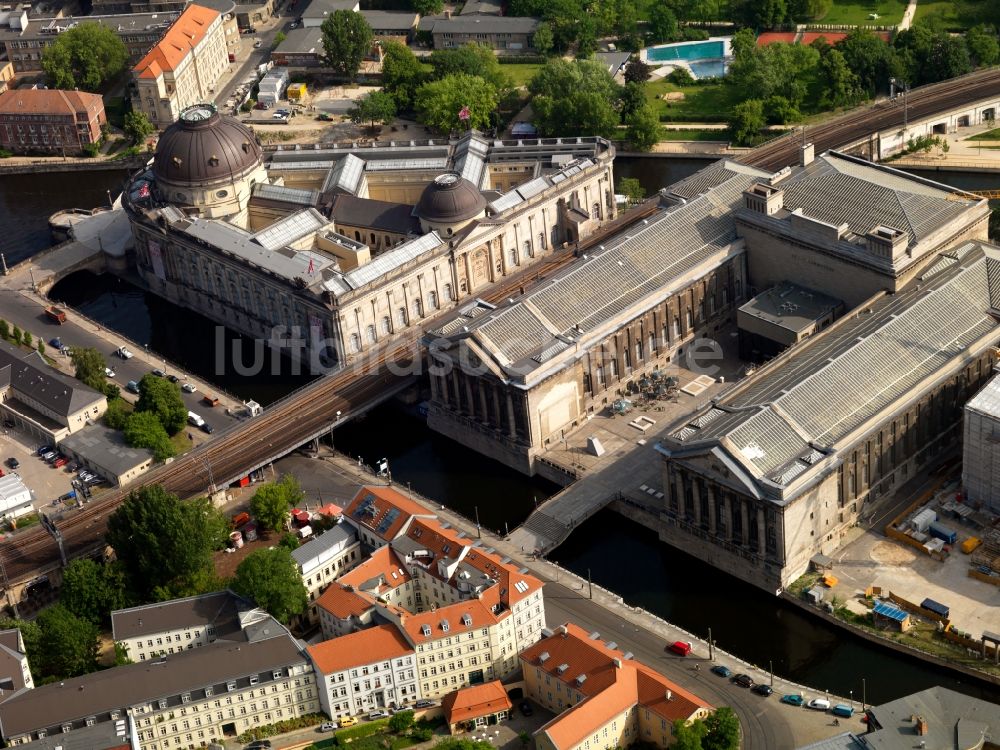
[899,0,918,30]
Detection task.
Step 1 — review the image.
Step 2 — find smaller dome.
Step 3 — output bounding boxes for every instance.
[416,173,487,224]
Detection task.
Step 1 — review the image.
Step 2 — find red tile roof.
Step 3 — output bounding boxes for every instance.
[308,623,412,674]
[339,545,412,593]
[317,502,344,517]
[442,680,512,726]
[343,485,434,541]
[133,4,220,80]
[315,583,374,619]
[398,598,497,644]
[522,623,711,750]
[0,89,103,118]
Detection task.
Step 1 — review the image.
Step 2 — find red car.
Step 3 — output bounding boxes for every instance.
[53,457,68,468]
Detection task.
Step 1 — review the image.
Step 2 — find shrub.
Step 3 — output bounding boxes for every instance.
[237,713,326,743]
[666,67,695,86]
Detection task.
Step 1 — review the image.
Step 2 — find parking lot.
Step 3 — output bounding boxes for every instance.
[0,424,82,516]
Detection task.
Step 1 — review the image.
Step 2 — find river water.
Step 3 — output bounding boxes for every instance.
[10,162,1000,705]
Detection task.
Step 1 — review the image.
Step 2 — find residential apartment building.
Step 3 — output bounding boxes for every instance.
[308,623,418,718]
[291,523,362,624]
[0,628,34,694]
[0,338,106,442]
[316,488,546,703]
[0,10,180,74]
[0,617,318,750]
[111,589,259,662]
[132,4,230,127]
[0,88,104,154]
[420,15,540,51]
[0,62,13,94]
[521,623,712,750]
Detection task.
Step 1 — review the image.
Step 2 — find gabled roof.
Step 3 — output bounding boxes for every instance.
[0,339,103,418]
[307,623,412,674]
[442,680,511,725]
[342,485,434,542]
[314,583,374,620]
[133,4,221,80]
[338,544,411,593]
[0,89,104,118]
[111,590,249,641]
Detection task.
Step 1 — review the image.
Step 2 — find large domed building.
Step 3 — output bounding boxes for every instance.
[152,104,267,221]
[415,173,487,236]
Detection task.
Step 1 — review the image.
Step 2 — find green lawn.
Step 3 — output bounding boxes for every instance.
[659,127,728,141]
[818,0,907,25]
[502,63,545,87]
[912,0,987,30]
[645,79,742,123]
[969,128,1000,141]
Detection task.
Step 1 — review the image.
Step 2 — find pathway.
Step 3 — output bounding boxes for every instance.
[899,0,918,30]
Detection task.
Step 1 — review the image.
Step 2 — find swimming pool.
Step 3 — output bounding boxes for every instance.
[688,60,726,79]
[645,39,726,63]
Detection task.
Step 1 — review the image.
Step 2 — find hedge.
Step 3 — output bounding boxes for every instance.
[335,718,390,743]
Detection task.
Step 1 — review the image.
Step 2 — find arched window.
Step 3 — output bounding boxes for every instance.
[443,283,453,301]
[507,247,517,267]
[538,232,546,251]
[460,279,468,293]
[523,239,532,258]
[412,298,423,318]
[428,290,438,309]
[381,316,391,335]
[349,333,361,353]
[385,235,391,246]
[591,202,601,220]
[397,307,407,327]
[366,324,376,343]
[354,231,361,241]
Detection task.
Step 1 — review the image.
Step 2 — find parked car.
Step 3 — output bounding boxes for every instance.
[518,700,533,717]
[751,684,773,697]
[37,445,53,456]
[338,717,358,728]
[831,704,854,718]
[6,458,18,470]
[367,710,390,720]
[781,694,804,707]
[288,20,298,28]
[167,374,179,383]
[49,337,62,349]
[200,422,214,434]
[116,346,133,359]
[318,722,336,732]
[54,457,68,468]
[151,368,165,377]
[105,367,116,378]
[182,383,197,393]
[253,39,262,48]
[710,665,732,678]
[41,451,56,461]
[807,698,832,711]
[126,380,140,394]
[245,742,272,750]
[667,641,692,656]
[730,673,754,688]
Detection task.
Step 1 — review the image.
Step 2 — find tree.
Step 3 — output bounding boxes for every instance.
[136,374,187,434]
[35,605,99,679]
[106,485,218,601]
[533,23,554,56]
[388,710,415,733]
[123,110,154,145]
[381,41,424,109]
[273,30,287,47]
[186,496,231,552]
[249,474,303,533]
[37,339,45,356]
[104,398,130,430]
[0,616,41,682]
[0,320,8,339]
[10,325,19,345]
[967,25,1000,67]
[321,10,373,78]
[124,411,175,461]
[414,73,499,133]
[60,558,128,625]
[625,104,661,150]
[838,29,902,96]
[703,707,741,750]
[763,95,800,124]
[231,547,308,624]
[429,44,510,93]
[623,56,652,84]
[543,0,586,52]
[620,81,647,120]
[648,3,679,43]
[819,48,862,108]
[432,740,494,750]
[71,346,107,391]
[790,0,830,20]
[529,59,620,137]
[667,66,696,86]
[21,331,31,347]
[616,176,645,204]
[41,22,128,91]
[672,718,708,750]
[350,90,397,128]
[728,98,765,146]
[412,0,444,14]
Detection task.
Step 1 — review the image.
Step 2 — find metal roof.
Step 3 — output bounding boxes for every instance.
[965,371,1000,419]
[872,601,908,622]
[342,232,443,289]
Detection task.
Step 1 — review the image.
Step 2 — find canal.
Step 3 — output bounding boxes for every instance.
[12,162,1000,706]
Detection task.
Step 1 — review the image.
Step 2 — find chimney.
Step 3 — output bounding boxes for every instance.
[800,142,815,167]
[866,225,908,261]
[916,716,928,736]
[743,183,783,216]
[612,658,622,668]
[984,245,1000,315]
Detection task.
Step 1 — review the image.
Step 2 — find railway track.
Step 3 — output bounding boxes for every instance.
[5,68,997,584]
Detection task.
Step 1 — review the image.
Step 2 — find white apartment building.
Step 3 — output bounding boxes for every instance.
[308,623,418,719]
[112,590,261,662]
[132,3,229,127]
[291,523,362,624]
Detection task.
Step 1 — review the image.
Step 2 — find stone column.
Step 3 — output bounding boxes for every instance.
[721,493,731,541]
[492,385,503,428]
[740,500,750,546]
[428,372,439,402]
[478,382,490,425]
[757,506,766,555]
[451,370,463,414]
[464,375,477,420]
[706,484,717,535]
[506,392,517,439]
[691,480,702,527]
[463,253,473,294]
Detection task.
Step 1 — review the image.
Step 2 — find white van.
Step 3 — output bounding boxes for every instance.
[187,411,205,428]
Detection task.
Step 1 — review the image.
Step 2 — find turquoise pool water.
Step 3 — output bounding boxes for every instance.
[646,40,725,62]
[689,60,726,78]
